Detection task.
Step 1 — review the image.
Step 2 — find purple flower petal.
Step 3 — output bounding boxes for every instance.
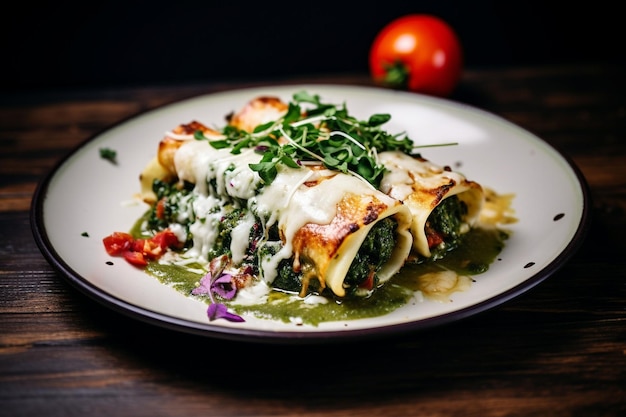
[191,259,244,324]
[211,273,236,300]
[191,272,212,295]
[207,303,245,322]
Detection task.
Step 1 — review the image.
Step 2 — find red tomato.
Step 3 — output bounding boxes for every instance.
[359,269,376,291]
[102,229,181,267]
[369,14,463,97]
[155,198,166,220]
[123,251,148,267]
[132,238,161,259]
[151,229,180,250]
[102,232,133,255]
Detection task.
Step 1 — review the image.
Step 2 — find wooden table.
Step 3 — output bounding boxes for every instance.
[2,65,625,416]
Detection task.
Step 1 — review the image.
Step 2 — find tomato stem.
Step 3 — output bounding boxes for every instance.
[381,61,410,90]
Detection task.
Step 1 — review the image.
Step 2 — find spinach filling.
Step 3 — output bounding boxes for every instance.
[144,178,401,299]
[147,179,194,232]
[205,208,247,260]
[271,217,398,298]
[424,195,469,260]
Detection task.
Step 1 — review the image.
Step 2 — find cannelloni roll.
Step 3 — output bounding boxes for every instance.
[378,151,484,259]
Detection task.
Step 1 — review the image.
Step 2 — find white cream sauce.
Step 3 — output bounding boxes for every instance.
[171,140,368,286]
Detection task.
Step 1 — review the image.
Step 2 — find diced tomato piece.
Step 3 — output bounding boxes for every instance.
[132,238,162,258]
[359,269,376,290]
[102,232,134,255]
[103,228,180,267]
[130,238,142,253]
[427,232,444,248]
[123,250,148,267]
[424,223,445,248]
[152,229,180,250]
[156,198,166,220]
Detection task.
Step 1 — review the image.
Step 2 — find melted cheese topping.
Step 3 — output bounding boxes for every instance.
[171,140,413,297]
[378,151,484,257]
[254,168,413,296]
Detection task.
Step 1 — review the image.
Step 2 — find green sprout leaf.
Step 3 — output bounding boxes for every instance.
[99,147,117,164]
[195,90,443,188]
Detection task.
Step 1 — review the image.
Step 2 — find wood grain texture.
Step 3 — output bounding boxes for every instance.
[1,65,625,417]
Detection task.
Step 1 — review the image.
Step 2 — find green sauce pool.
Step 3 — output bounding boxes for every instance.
[145,227,508,326]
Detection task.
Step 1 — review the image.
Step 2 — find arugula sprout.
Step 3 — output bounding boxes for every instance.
[99,147,118,164]
[194,91,417,187]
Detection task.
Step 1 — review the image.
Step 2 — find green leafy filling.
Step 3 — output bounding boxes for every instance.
[426,195,469,260]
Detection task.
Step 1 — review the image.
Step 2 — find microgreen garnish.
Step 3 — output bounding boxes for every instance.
[99,147,118,164]
[194,91,416,187]
[191,255,244,322]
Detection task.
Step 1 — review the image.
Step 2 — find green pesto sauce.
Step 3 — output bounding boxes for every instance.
[233,284,415,327]
[144,227,508,327]
[146,261,205,294]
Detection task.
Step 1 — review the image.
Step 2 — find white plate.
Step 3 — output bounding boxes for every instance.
[31,84,590,343]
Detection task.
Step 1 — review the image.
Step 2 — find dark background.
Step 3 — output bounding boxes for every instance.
[1,1,622,93]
